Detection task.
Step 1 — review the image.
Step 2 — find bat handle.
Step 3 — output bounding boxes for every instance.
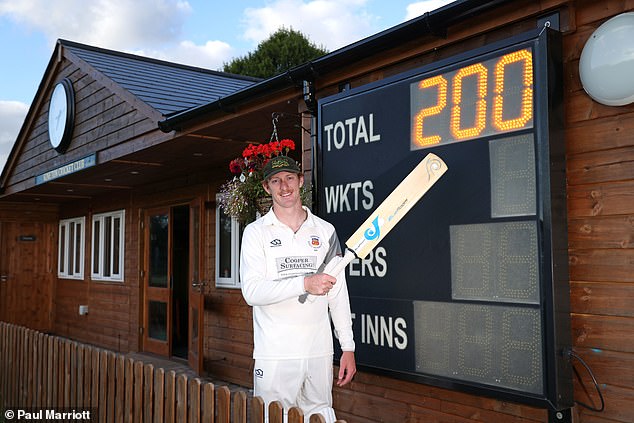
[324,249,357,278]
[300,249,357,304]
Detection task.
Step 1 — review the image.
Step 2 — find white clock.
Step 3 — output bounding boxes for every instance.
[47,78,75,153]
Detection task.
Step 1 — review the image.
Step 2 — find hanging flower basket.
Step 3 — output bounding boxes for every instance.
[218,138,311,224]
[256,196,273,215]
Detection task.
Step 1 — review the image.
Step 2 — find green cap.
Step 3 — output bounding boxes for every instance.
[262,156,301,180]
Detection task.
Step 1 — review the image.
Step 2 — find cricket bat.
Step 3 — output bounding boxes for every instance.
[325,152,448,278]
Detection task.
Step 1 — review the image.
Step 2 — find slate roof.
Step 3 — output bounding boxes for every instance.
[62,40,260,116]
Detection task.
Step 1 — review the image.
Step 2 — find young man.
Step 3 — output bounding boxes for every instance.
[240,155,356,423]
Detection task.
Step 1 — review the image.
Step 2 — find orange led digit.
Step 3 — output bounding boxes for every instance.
[413,75,447,147]
[410,46,535,151]
[450,63,488,139]
[493,49,533,131]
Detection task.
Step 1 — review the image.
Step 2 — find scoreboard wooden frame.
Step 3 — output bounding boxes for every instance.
[317,28,572,411]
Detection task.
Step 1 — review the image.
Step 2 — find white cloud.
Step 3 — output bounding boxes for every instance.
[405,0,454,21]
[0,101,29,172]
[0,0,191,50]
[0,0,230,69]
[241,0,377,51]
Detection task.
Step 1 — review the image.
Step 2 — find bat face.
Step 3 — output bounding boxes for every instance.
[346,153,447,259]
[363,216,382,240]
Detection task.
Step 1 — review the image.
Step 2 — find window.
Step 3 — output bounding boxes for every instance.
[91,210,125,282]
[58,217,85,279]
[215,195,242,288]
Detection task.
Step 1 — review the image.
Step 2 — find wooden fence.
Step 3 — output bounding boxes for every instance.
[0,322,345,423]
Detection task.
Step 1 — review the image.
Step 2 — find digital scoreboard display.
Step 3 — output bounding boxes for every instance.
[317,29,572,410]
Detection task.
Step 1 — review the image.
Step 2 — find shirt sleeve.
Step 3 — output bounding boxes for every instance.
[240,224,306,306]
[327,255,356,352]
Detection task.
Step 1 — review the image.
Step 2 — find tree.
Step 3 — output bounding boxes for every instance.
[223,28,328,79]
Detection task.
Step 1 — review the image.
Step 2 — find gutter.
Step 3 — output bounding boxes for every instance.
[158,0,513,133]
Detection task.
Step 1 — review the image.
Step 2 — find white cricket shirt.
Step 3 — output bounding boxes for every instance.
[240,206,355,360]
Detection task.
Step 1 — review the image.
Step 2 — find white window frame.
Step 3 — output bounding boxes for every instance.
[58,217,85,280]
[215,195,241,288]
[91,209,125,282]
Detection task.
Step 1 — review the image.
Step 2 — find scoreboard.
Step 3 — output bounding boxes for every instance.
[317,29,572,410]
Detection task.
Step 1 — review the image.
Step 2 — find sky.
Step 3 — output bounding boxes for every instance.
[0,0,453,171]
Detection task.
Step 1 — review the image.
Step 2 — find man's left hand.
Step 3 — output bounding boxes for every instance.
[336,351,356,387]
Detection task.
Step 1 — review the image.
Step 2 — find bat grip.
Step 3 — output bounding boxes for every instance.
[324,248,357,278]
[300,249,357,304]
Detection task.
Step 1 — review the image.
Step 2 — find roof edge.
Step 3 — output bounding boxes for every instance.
[59,39,262,84]
[158,0,514,132]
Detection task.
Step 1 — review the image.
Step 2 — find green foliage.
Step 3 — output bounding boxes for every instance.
[223,27,328,78]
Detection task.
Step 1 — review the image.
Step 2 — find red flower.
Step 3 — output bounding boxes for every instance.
[239,139,295,161]
[229,158,243,175]
[280,139,295,151]
[268,141,281,155]
[256,143,269,157]
[242,144,257,159]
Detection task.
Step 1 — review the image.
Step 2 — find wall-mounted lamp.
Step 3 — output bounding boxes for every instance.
[579,12,634,106]
[302,80,316,114]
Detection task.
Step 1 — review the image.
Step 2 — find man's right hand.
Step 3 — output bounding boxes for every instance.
[304,273,337,296]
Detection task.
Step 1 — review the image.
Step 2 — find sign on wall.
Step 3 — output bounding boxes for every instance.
[317,28,572,410]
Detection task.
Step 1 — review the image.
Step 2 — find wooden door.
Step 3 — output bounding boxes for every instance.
[143,207,172,356]
[0,221,53,331]
[188,201,204,372]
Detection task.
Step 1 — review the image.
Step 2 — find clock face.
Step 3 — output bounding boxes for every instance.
[48,79,74,153]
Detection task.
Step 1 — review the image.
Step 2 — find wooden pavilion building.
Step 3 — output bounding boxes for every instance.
[1,1,633,422]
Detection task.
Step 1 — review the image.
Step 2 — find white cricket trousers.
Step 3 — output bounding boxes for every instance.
[254,355,337,423]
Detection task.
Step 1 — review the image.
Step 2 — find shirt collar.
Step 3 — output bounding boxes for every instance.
[262,206,316,228]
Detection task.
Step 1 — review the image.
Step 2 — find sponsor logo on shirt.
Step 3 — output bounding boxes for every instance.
[276,256,317,276]
[270,238,282,247]
[255,368,264,378]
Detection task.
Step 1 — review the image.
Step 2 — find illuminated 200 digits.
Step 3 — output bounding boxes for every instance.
[411,48,534,149]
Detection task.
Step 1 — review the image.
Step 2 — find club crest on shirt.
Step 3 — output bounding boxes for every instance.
[308,235,321,249]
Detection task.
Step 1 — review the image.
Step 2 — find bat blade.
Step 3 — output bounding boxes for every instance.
[347,152,447,258]
[327,153,447,277]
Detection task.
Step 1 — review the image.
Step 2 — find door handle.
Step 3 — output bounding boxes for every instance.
[191,280,207,288]
[0,275,7,282]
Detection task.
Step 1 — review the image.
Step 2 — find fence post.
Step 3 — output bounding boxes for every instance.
[76,344,84,409]
[115,355,125,423]
[153,367,165,423]
[201,381,215,423]
[18,326,26,407]
[124,357,135,423]
[288,406,304,423]
[106,351,116,423]
[70,341,78,409]
[30,330,39,408]
[309,413,326,423]
[217,385,231,423]
[90,348,99,413]
[143,363,154,423]
[176,373,188,422]
[269,401,284,423]
[251,396,265,423]
[133,359,144,422]
[233,390,247,423]
[46,336,53,409]
[189,377,202,423]
[164,370,176,423]
[98,350,108,422]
